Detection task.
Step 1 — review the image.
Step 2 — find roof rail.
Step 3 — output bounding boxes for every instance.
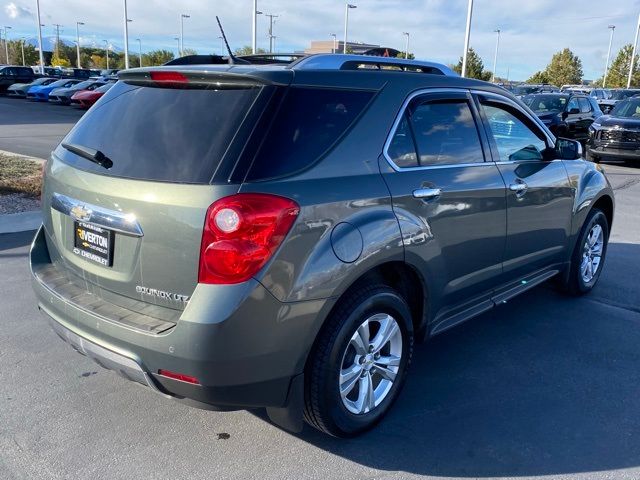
[289,54,458,77]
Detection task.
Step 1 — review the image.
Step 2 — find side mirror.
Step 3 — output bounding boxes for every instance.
[555,138,583,160]
[568,108,580,115]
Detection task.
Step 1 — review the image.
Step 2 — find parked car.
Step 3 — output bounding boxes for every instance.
[587,96,640,164]
[597,89,640,114]
[522,92,602,141]
[26,78,82,101]
[70,81,115,108]
[48,79,107,105]
[513,83,559,97]
[30,55,615,437]
[6,77,56,98]
[0,65,36,94]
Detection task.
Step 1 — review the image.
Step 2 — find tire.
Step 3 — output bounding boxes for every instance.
[303,284,414,437]
[561,208,609,295]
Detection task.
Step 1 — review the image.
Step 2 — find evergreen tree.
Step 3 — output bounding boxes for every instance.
[452,47,492,81]
[543,48,583,86]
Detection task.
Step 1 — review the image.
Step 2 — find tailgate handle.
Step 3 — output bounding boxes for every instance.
[51,193,144,237]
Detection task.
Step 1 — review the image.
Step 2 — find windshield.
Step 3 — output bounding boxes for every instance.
[611,98,640,118]
[610,90,640,100]
[71,80,97,90]
[513,86,540,96]
[522,94,568,112]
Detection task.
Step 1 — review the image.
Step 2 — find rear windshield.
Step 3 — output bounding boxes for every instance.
[55,81,259,183]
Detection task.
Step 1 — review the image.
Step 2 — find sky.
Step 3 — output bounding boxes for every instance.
[2,0,640,81]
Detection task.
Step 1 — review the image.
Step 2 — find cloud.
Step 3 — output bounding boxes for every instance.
[4,2,31,19]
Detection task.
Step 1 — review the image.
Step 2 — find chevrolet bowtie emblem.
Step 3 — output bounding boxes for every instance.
[70,205,92,222]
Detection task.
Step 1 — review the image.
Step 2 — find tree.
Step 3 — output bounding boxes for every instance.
[182,48,198,56]
[50,52,71,67]
[396,52,416,60]
[142,49,174,66]
[543,48,583,86]
[50,40,72,67]
[7,40,38,66]
[526,70,549,84]
[452,47,492,81]
[600,44,640,88]
[233,45,268,56]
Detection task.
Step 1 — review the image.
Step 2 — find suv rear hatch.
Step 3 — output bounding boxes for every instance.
[39,67,291,322]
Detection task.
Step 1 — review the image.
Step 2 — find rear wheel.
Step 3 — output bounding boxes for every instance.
[304,285,413,437]
[561,208,609,295]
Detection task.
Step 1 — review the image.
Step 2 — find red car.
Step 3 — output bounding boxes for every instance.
[71,82,115,108]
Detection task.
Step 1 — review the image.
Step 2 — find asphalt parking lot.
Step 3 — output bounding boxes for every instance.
[1,100,640,479]
[0,97,84,158]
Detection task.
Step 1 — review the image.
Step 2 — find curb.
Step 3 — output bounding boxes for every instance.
[0,210,42,234]
[0,149,46,164]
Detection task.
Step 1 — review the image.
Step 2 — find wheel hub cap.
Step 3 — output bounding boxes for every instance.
[339,313,403,415]
[580,224,604,283]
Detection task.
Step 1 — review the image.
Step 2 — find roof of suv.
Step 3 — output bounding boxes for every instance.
[118,54,514,98]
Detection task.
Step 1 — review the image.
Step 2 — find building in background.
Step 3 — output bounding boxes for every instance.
[304,40,401,57]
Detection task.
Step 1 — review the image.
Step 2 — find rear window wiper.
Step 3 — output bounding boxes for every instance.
[61,142,113,169]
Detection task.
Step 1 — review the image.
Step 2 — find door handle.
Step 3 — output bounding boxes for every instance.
[509,182,528,193]
[413,188,442,200]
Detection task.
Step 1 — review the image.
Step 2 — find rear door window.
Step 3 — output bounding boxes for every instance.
[409,100,484,166]
[56,81,261,183]
[246,87,373,180]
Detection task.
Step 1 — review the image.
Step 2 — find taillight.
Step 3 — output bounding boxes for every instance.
[198,193,300,284]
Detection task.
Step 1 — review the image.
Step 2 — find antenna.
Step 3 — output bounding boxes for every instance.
[216,16,249,65]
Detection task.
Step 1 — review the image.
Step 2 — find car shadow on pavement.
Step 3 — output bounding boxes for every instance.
[285,241,640,478]
[0,230,36,252]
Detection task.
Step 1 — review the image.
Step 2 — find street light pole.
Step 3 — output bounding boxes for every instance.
[330,33,337,53]
[4,26,11,65]
[603,25,615,88]
[403,32,410,59]
[21,37,25,66]
[343,4,356,54]
[461,0,473,78]
[491,28,500,83]
[628,12,640,88]
[180,14,190,57]
[252,0,257,54]
[136,38,142,67]
[218,35,224,55]
[103,40,109,69]
[76,21,84,68]
[122,0,130,69]
[174,37,180,57]
[35,0,44,73]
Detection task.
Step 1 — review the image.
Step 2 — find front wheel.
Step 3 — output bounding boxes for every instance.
[304,285,414,437]
[561,208,609,295]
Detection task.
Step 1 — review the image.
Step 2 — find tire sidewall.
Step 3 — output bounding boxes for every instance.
[320,289,413,436]
[574,210,609,293]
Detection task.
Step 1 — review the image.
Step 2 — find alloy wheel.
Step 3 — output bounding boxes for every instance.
[339,313,403,415]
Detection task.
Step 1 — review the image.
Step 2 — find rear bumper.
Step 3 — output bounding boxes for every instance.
[30,225,331,411]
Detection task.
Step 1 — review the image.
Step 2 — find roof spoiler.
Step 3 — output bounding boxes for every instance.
[117,69,284,89]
